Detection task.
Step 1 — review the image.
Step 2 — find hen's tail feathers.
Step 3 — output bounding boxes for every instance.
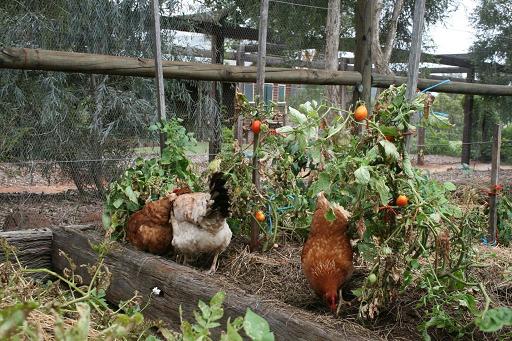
[209,172,231,218]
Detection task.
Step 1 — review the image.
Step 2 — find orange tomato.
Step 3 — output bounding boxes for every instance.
[251,120,261,134]
[255,210,265,222]
[396,195,409,207]
[354,105,368,122]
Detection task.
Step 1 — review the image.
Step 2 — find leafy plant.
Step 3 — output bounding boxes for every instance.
[217,84,510,338]
[103,118,200,239]
[497,186,512,246]
[0,239,151,339]
[161,291,274,341]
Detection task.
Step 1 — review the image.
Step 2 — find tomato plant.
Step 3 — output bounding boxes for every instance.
[219,85,511,338]
[103,118,200,239]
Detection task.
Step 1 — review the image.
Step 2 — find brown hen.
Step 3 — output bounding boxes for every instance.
[126,187,191,255]
[301,191,354,312]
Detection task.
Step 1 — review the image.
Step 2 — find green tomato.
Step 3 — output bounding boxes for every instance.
[368,273,377,284]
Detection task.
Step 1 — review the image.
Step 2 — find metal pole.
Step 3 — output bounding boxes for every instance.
[250,0,269,252]
[152,0,166,155]
[488,123,502,245]
[405,0,426,152]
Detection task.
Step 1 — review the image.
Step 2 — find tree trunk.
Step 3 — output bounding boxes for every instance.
[325,0,341,110]
[372,0,404,75]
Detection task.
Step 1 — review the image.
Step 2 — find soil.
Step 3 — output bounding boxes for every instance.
[1,156,510,340]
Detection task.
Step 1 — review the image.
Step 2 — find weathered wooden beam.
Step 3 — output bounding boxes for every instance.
[421,66,469,74]
[372,73,512,96]
[51,227,377,340]
[2,48,512,96]
[0,228,53,277]
[0,48,361,85]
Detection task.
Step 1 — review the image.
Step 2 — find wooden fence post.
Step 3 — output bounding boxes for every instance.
[235,44,246,145]
[405,0,426,152]
[488,123,502,245]
[461,69,475,165]
[151,0,166,155]
[250,0,270,252]
[325,0,341,111]
[352,0,373,115]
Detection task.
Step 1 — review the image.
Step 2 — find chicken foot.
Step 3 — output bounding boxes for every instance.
[175,254,191,265]
[335,288,352,316]
[204,252,220,275]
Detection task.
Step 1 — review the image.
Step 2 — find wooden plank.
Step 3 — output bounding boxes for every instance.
[151,0,166,155]
[461,69,475,165]
[250,0,270,252]
[50,227,377,341]
[0,228,53,278]
[488,124,502,245]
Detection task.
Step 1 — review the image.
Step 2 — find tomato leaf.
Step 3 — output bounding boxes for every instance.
[476,307,512,332]
[379,140,400,161]
[310,172,331,195]
[243,309,274,341]
[354,166,371,185]
[124,186,138,203]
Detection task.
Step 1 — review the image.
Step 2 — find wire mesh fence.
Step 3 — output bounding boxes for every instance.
[0,0,510,227]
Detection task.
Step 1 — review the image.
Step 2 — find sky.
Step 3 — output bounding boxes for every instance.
[427,0,477,55]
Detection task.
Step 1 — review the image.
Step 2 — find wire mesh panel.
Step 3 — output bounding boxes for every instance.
[1,0,511,227]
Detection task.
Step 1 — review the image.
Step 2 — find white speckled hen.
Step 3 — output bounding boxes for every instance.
[170,172,231,274]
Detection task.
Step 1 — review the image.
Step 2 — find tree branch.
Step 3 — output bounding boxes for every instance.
[382,0,405,65]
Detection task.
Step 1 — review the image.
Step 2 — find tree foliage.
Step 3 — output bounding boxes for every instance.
[0,0,219,195]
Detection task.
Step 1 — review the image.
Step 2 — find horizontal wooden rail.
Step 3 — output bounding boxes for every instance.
[0,48,361,85]
[372,74,512,96]
[1,48,512,96]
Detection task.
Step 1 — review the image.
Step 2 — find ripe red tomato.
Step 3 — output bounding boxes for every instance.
[251,120,261,134]
[255,210,265,222]
[396,195,409,207]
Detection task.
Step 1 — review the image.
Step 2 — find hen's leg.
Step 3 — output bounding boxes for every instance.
[204,252,219,274]
[335,288,352,315]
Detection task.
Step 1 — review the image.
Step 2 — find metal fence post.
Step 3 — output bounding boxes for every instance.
[488,123,502,245]
[250,0,269,252]
[151,0,166,155]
